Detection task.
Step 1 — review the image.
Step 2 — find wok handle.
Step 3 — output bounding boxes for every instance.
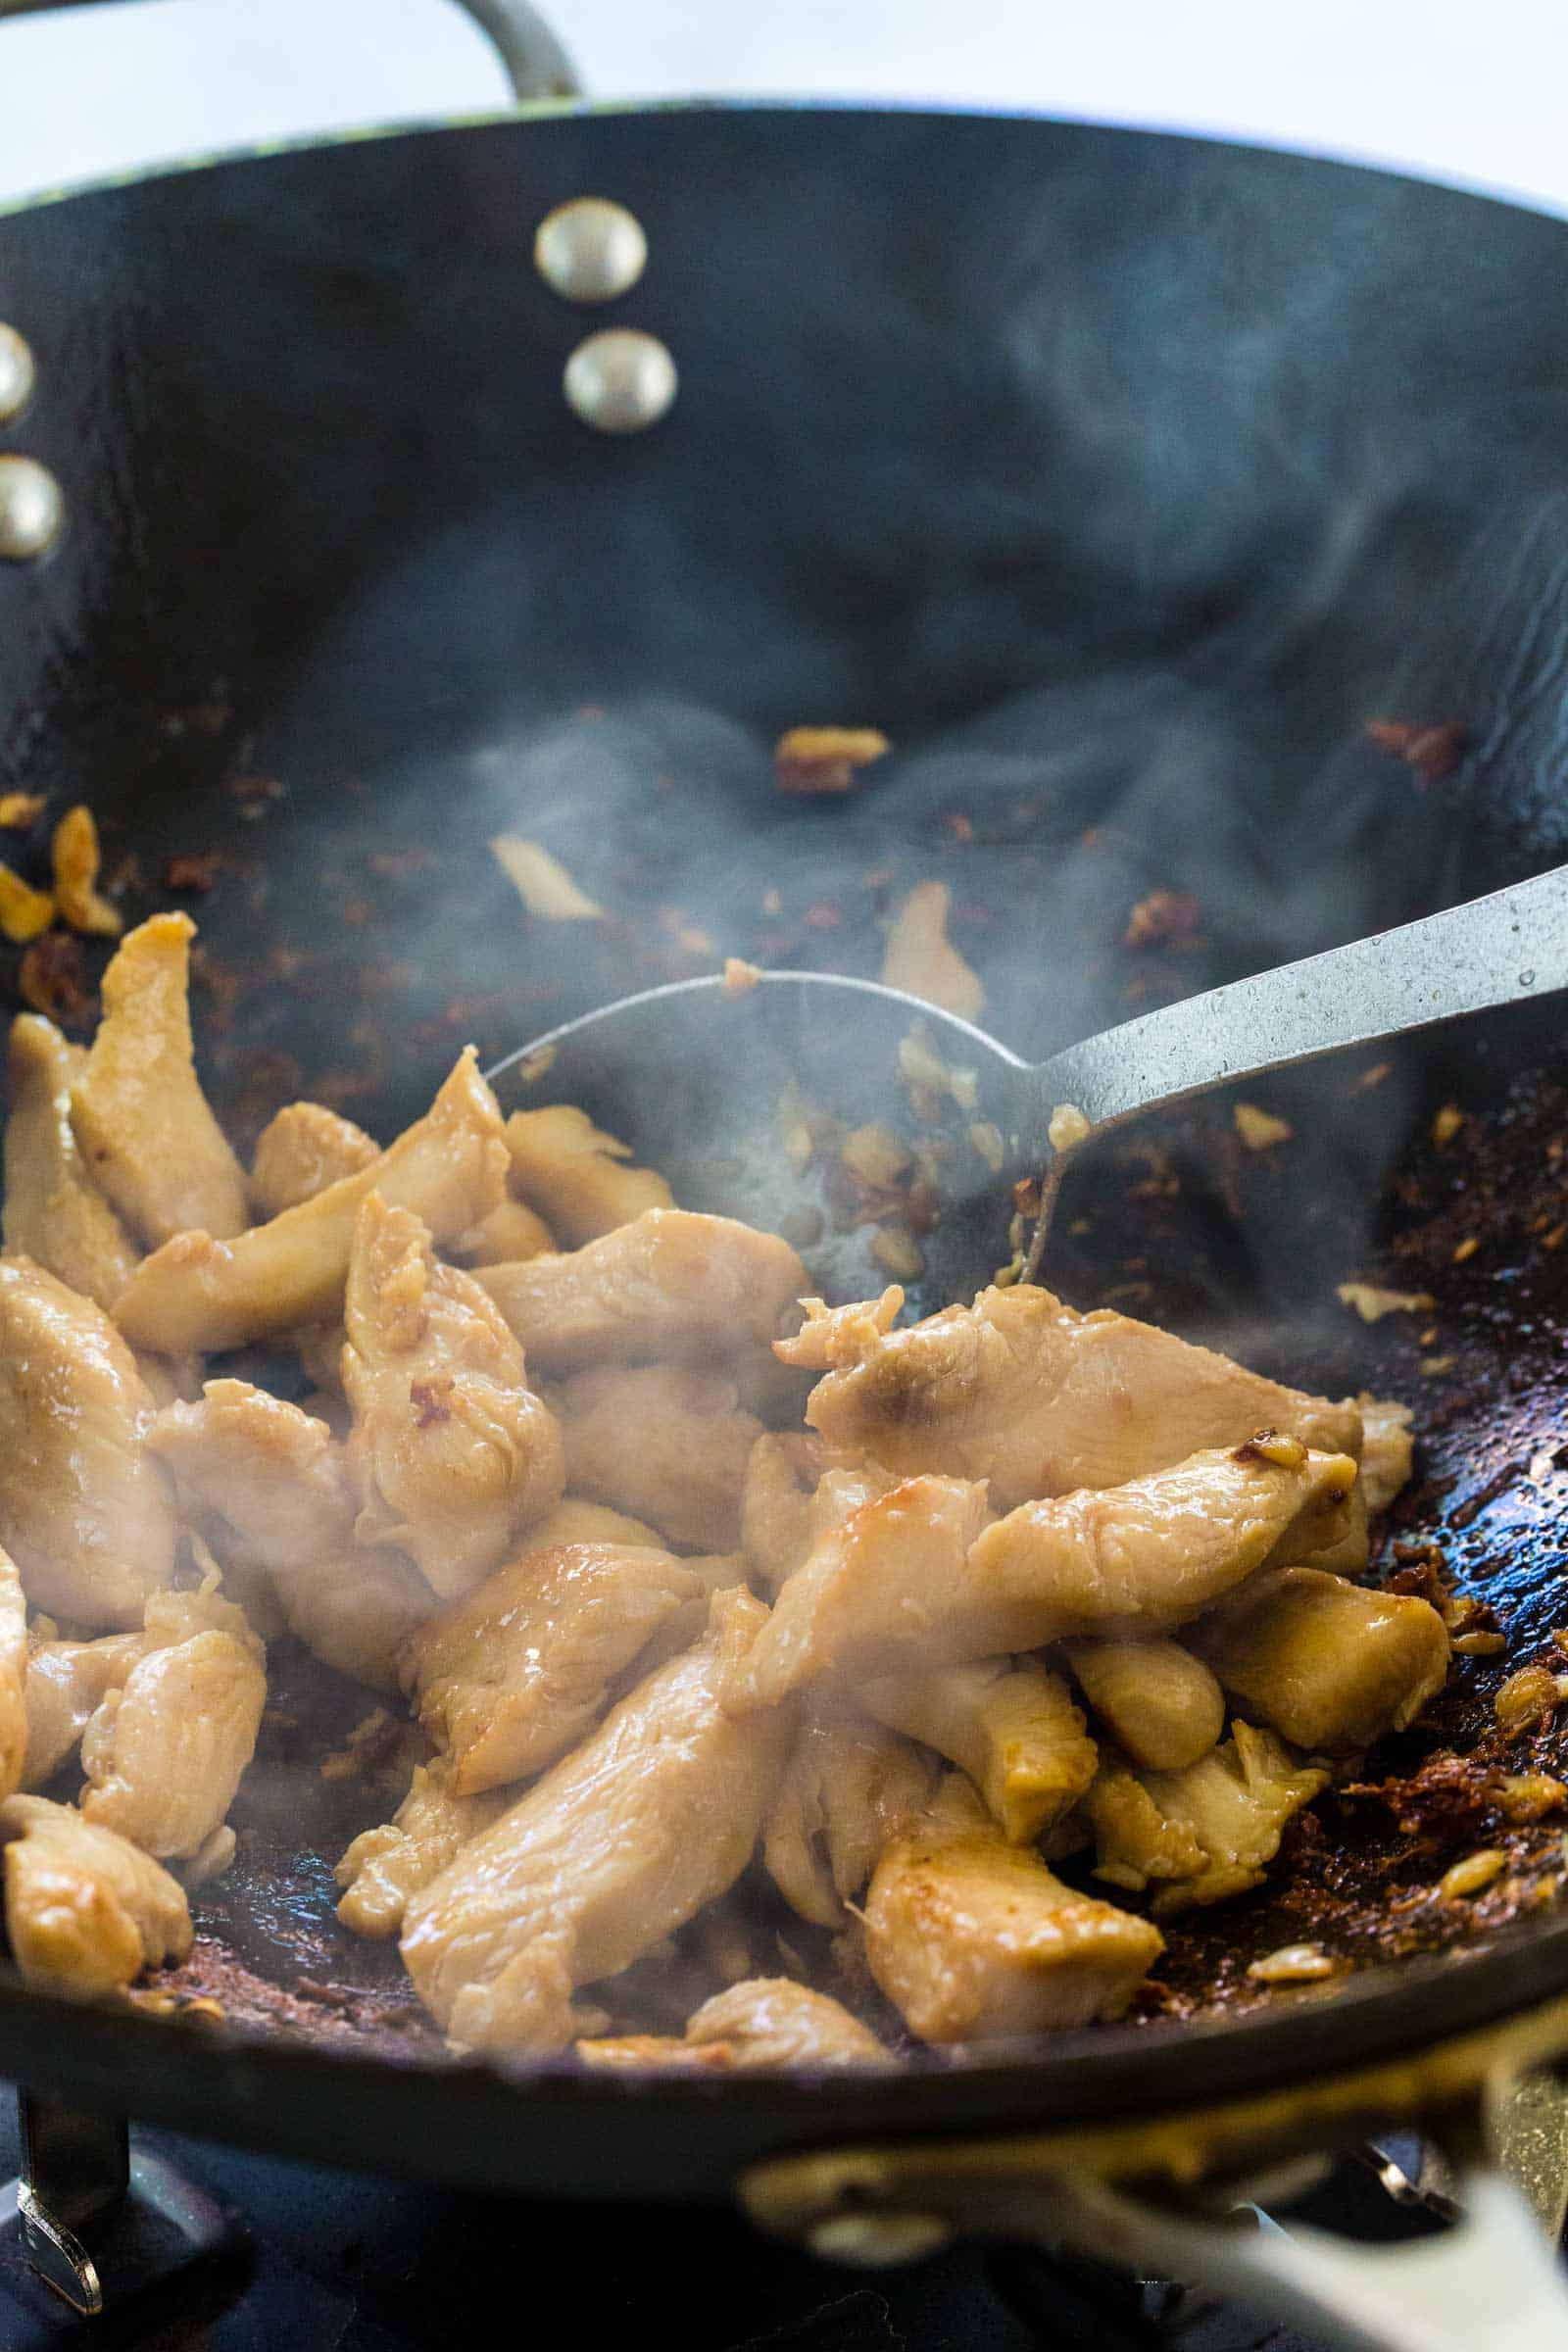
[0,0,581,102]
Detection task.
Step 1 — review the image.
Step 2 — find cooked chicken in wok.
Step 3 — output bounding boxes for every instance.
[0,909,1453,2065]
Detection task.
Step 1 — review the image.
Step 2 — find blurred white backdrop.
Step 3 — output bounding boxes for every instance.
[2,0,1567,212]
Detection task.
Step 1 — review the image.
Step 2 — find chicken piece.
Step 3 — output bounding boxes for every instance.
[727,1445,1355,1710]
[475,1208,806,1375]
[400,1588,794,2052]
[762,1709,936,1928]
[4,1015,141,1311]
[863,1776,1163,2043]
[250,1101,380,1217]
[0,1256,178,1629]
[79,1617,267,1863]
[741,1435,827,1593]
[278,1546,436,1691]
[24,1628,145,1787]
[502,1104,674,1247]
[527,1496,664,1548]
[450,1199,555,1269]
[1061,1638,1226,1772]
[292,1323,347,1397]
[1085,1721,1329,1912]
[342,1195,564,1597]
[114,1047,508,1354]
[1192,1567,1449,1753]
[1358,1395,1415,1518]
[336,1755,511,1937]
[780,1289,906,1375]
[0,1552,27,1803]
[1295,1480,1370,1577]
[0,1793,191,1997]
[863,1659,1097,1842]
[786,1283,1361,1510]
[577,1980,888,2072]
[555,1365,763,1551]
[69,912,250,1246]
[403,1542,707,1792]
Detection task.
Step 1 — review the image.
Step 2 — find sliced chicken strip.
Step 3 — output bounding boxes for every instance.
[24,1628,146,1788]
[863,1658,1097,1842]
[742,1435,827,1593]
[1358,1395,1415,1518]
[403,1542,706,1792]
[527,1497,664,1549]
[336,1755,511,1938]
[80,1619,267,1863]
[501,1105,673,1247]
[863,1775,1163,2043]
[400,1588,794,2053]
[0,1551,26,1802]
[1192,1566,1449,1753]
[4,1015,141,1311]
[1085,1721,1329,1913]
[0,1256,178,1629]
[450,1199,555,1269]
[114,1047,508,1354]
[0,1794,191,1997]
[475,1208,806,1375]
[762,1709,936,1929]
[555,1365,763,1552]
[251,1101,380,1217]
[343,1194,564,1596]
[577,1980,888,2071]
[785,1282,1360,1510]
[1061,1638,1226,1772]
[69,912,250,1245]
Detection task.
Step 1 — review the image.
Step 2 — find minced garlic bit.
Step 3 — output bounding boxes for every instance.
[773,726,890,795]
[0,792,43,829]
[841,1123,912,1191]
[969,1120,1004,1173]
[1234,1102,1293,1152]
[1420,1355,1456,1377]
[871,1223,925,1280]
[1246,1942,1347,1984]
[0,864,54,943]
[1439,1848,1506,1901]
[490,836,604,920]
[881,882,985,1022]
[514,1043,558,1085]
[1336,1282,1437,1324]
[1048,1102,1091,1154]
[1431,1102,1465,1148]
[1494,1663,1568,1733]
[1452,1236,1480,1265]
[721,956,762,997]
[52,805,122,937]
[1497,1774,1567,1820]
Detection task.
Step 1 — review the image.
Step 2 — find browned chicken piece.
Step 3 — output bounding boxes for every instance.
[741,1434,826,1592]
[292,1324,347,1397]
[475,1208,807,1375]
[24,1627,145,1788]
[863,1658,1098,1842]
[555,1365,763,1552]
[80,1613,267,1867]
[0,1551,26,1803]
[336,1754,511,1938]
[114,1047,509,1355]
[4,1015,141,1311]
[779,1287,905,1373]
[450,1199,555,1269]
[502,1104,674,1247]
[787,1282,1361,1510]
[1085,1721,1329,1912]
[1061,1638,1226,1772]
[0,1256,179,1629]
[0,1793,191,1997]
[250,1101,380,1217]
[762,1709,936,1928]
[527,1497,664,1548]
[403,1542,707,1792]
[1358,1395,1415,1518]
[134,1353,205,1411]
[342,1195,564,1597]
[863,1776,1163,2043]
[577,1979,888,2072]
[1295,1480,1370,1577]
[69,912,250,1246]
[1192,1566,1449,1753]
[400,1588,794,2052]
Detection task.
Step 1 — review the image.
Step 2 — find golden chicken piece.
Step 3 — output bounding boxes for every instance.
[577,1979,888,2072]
[741,1434,827,1592]
[779,1288,906,1373]
[555,1366,764,1552]
[276,1547,435,1692]
[4,1015,142,1311]
[80,1616,267,1866]
[1192,1566,1448,1753]
[69,912,250,1246]
[1086,1721,1329,1913]
[762,1709,936,1929]
[336,1755,511,1938]
[0,1793,191,1997]
[0,1551,27,1803]
[1358,1394,1415,1518]
[400,1588,794,2053]
[24,1626,145,1788]
[863,1776,1163,2043]
[1061,1638,1226,1772]
[475,1208,807,1375]
[0,1256,178,1629]
[502,1104,674,1247]
[403,1542,707,1792]
[526,1497,664,1548]
[450,1199,555,1269]
[250,1101,380,1217]
[114,1047,509,1354]
[785,1282,1361,1510]
[1295,1480,1370,1577]
[342,1195,564,1597]
[863,1658,1098,1842]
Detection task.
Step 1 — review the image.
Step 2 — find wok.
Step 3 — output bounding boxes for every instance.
[4,6,1568,2341]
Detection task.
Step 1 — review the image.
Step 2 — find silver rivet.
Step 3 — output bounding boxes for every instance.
[0,455,63,561]
[0,324,35,425]
[563,329,677,434]
[534,198,648,305]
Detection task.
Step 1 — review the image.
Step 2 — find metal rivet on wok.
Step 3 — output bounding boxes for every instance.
[534,198,648,305]
[563,328,676,434]
[0,324,35,425]
[0,455,62,561]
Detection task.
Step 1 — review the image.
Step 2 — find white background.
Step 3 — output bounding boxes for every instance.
[3,0,1568,216]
